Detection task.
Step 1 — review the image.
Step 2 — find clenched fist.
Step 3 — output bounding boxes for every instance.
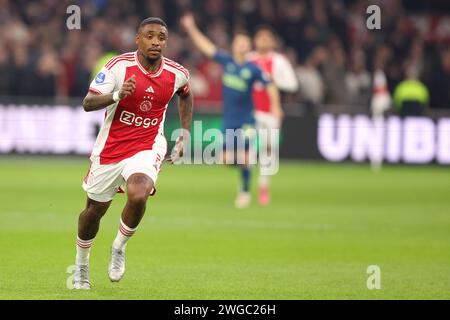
[119,75,136,99]
[167,136,184,164]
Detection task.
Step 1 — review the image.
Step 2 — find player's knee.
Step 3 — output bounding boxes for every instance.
[127,190,149,208]
[126,174,154,208]
[85,200,109,220]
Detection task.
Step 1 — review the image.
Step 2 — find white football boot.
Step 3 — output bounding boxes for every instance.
[73,264,91,290]
[108,246,126,282]
[235,191,251,209]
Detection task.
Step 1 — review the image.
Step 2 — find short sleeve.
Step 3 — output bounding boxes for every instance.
[89,67,117,95]
[176,78,191,97]
[213,50,232,66]
[272,54,299,92]
[176,68,190,97]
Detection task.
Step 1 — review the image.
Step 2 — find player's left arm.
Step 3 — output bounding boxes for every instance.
[181,14,217,58]
[178,90,193,136]
[168,87,193,163]
[266,83,284,121]
[272,54,299,93]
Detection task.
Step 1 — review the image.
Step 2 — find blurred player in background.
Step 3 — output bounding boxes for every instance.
[73,17,192,289]
[248,26,298,205]
[369,49,392,172]
[181,14,282,209]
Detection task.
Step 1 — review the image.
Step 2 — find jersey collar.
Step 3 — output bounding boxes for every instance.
[135,50,165,77]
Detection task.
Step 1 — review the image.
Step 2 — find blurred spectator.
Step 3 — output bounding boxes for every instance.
[406,40,425,79]
[346,47,371,112]
[0,0,447,112]
[35,44,62,97]
[296,47,326,108]
[194,59,223,106]
[322,37,348,109]
[0,47,12,95]
[10,45,37,96]
[428,47,450,109]
[393,65,430,116]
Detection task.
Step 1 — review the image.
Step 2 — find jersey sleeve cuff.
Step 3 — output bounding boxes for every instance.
[176,84,191,97]
[89,87,104,95]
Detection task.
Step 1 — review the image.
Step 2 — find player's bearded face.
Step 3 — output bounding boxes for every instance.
[136,24,168,61]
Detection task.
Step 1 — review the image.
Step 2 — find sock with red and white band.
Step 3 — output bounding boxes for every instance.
[112,219,137,251]
[76,236,94,265]
[259,174,270,188]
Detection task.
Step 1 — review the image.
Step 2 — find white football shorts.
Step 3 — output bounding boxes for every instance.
[82,135,167,202]
[255,111,280,151]
[255,111,280,130]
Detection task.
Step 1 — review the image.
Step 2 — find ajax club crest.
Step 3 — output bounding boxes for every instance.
[139,100,152,112]
[139,85,155,112]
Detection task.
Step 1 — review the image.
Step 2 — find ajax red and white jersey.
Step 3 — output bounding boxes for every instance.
[88,51,190,164]
[248,52,298,113]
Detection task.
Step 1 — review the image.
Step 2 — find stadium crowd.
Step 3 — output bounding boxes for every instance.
[0,0,449,111]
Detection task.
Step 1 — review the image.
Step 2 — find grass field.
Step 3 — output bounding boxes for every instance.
[0,157,449,300]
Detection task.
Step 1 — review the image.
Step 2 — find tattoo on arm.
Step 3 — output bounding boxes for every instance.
[82,92,115,112]
[178,91,193,135]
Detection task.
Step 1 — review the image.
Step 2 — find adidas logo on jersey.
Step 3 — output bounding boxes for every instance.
[145,86,154,93]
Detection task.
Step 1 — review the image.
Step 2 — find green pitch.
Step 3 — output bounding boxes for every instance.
[0,158,449,300]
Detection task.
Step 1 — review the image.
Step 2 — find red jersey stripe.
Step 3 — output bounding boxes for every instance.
[89,87,103,95]
[105,54,133,68]
[164,63,189,79]
[177,84,190,96]
[105,53,134,68]
[163,58,189,78]
[106,57,135,70]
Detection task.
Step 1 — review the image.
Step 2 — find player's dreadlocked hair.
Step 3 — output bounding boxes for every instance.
[138,17,168,31]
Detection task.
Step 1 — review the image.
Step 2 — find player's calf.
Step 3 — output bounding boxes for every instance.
[78,198,111,240]
[73,198,111,289]
[122,173,154,226]
[108,173,153,282]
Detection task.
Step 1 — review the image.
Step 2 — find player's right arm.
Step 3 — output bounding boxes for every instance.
[83,75,136,112]
[181,14,217,58]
